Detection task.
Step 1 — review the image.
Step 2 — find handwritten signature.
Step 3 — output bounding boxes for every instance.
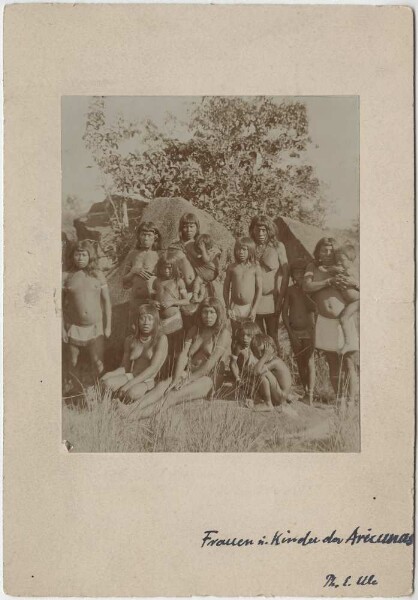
[324,573,378,588]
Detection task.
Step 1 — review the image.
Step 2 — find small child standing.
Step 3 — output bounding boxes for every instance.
[250,334,293,412]
[62,241,112,388]
[223,237,263,334]
[152,254,189,371]
[333,244,360,355]
[152,254,189,335]
[282,259,316,404]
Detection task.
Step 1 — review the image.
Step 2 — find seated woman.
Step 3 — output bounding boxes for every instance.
[132,297,231,420]
[302,237,359,404]
[100,304,168,404]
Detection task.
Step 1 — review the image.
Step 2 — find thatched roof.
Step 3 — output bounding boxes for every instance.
[276,216,354,267]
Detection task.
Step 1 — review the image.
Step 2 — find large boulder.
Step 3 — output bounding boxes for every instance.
[73,195,148,272]
[107,197,236,304]
[105,197,235,370]
[141,197,235,252]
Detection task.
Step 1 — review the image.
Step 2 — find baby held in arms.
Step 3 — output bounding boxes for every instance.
[187,233,221,303]
[325,243,360,355]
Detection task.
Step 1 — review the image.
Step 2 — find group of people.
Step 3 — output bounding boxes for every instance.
[62,211,359,419]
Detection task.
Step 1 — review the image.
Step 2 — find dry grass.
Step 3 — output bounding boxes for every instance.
[62,382,359,453]
[62,325,359,453]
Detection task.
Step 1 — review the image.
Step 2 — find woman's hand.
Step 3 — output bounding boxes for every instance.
[173,373,188,390]
[62,328,69,344]
[132,268,152,280]
[104,325,111,339]
[249,308,257,322]
[117,383,133,398]
[335,273,358,290]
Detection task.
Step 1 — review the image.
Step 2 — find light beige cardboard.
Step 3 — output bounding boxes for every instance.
[3,5,414,596]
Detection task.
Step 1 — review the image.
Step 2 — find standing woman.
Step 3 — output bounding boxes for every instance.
[131,297,231,420]
[249,215,289,341]
[167,212,201,290]
[101,303,168,404]
[122,221,161,330]
[302,237,359,404]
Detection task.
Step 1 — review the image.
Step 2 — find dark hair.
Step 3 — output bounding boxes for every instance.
[313,237,337,264]
[195,296,226,334]
[250,333,277,357]
[290,258,307,276]
[336,243,356,262]
[249,215,279,248]
[136,221,162,251]
[133,303,161,342]
[155,252,181,280]
[195,233,214,251]
[179,213,200,238]
[235,321,261,343]
[234,237,257,264]
[69,240,99,276]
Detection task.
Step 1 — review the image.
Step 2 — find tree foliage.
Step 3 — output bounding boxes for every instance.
[83,96,327,235]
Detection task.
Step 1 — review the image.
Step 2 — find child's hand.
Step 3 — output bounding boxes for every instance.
[197,239,205,252]
[104,325,111,339]
[161,299,174,309]
[191,293,199,303]
[263,345,275,361]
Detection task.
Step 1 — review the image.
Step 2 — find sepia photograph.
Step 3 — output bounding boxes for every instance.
[62,95,360,453]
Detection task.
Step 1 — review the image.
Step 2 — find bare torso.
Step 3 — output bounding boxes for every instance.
[154,278,182,319]
[127,336,159,376]
[168,241,196,289]
[127,249,159,300]
[186,327,230,374]
[309,265,346,318]
[229,263,257,305]
[63,270,103,326]
[257,244,283,294]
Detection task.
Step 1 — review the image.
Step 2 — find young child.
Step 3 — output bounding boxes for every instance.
[223,237,263,334]
[62,241,112,388]
[333,244,360,355]
[230,321,261,386]
[187,233,221,303]
[122,221,161,330]
[250,334,293,412]
[152,254,189,336]
[282,259,316,404]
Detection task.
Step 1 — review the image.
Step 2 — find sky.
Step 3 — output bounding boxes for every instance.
[62,96,359,229]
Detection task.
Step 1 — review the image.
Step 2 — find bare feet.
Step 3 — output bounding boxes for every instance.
[302,392,314,406]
